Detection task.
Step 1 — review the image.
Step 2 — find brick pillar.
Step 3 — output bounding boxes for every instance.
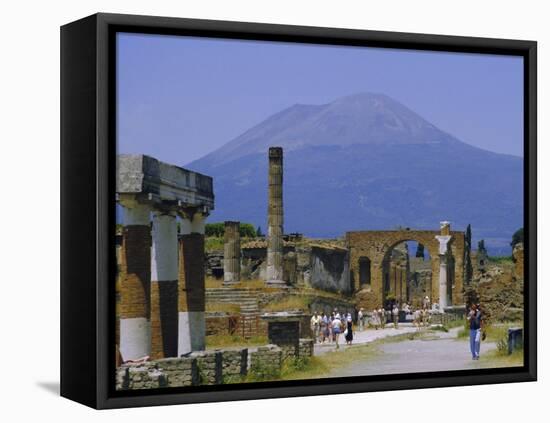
[178,213,206,356]
[118,201,151,362]
[223,221,241,284]
[150,210,178,359]
[267,147,285,285]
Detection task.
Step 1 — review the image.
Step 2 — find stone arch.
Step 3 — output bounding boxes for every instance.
[346,229,465,311]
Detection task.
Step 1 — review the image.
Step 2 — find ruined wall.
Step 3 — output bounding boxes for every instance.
[309,246,351,294]
[513,242,524,281]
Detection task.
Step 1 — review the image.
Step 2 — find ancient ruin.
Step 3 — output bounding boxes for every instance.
[116,154,214,361]
[347,222,465,310]
[115,147,517,390]
[266,147,285,285]
[210,147,467,312]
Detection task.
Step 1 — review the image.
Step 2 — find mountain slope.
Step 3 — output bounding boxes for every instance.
[187,93,523,255]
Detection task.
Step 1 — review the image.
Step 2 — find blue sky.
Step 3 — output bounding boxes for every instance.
[117,32,524,164]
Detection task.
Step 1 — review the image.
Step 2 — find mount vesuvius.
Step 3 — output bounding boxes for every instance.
[187,93,523,255]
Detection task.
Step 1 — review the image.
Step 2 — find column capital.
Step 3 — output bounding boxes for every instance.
[435,235,452,255]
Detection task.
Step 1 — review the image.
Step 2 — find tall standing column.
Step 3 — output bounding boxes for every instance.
[178,212,207,356]
[223,221,241,284]
[118,199,151,362]
[436,221,452,311]
[267,147,285,285]
[150,210,179,359]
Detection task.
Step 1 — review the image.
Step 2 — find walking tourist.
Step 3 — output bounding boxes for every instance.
[320,313,329,343]
[310,311,321,343]
[423,296,430,310]
[413,308,421,329]
[345,315,354,345]
[467,303,483,359]
[372,308,380,329]
[358,308,364,331]
[379,307,386,328]
[392,304,399,329]
[332,314,343,349]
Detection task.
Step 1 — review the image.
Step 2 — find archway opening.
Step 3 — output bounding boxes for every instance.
[358,256,371,287]
[382,241,433,309]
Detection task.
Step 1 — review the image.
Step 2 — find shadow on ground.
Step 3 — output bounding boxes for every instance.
[36,381,60,396]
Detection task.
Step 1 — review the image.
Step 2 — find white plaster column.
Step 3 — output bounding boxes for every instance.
[435,233,452,311]
[118,199,151,362]
[150,210,179,359]
[178,212,206,356]
[151,211,178,282]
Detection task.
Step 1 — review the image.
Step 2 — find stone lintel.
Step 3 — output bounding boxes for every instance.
[116,154,214,211]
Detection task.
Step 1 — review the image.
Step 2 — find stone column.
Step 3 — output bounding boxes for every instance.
[267,147,285,285]
[150,210,179,359]
[223,221,241,284]
[436,221,452,311]
[266,147,285,284]
[118,199,151,362]
[178,212,207,356]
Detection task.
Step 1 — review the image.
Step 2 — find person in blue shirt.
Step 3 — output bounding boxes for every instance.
[467,303,483,359]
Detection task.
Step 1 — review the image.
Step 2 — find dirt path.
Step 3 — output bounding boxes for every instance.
[328,328,498,377]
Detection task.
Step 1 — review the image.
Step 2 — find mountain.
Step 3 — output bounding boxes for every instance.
[187,93,523,255]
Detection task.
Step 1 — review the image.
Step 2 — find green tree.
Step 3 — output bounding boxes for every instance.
[478,239,487,254]
[205,222,258,238]
[465,224,473,283]
[239,223,256,238]
[205,222,225,237]
[511,227,524,248]
[256,226,263,237]
[465,224,472,249]
[415,243,425,258]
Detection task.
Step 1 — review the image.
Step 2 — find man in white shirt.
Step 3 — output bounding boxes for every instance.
[358,308,364,331]
[310,312,321,343]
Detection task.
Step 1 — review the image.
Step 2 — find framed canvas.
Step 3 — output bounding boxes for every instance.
[60,13,537,409]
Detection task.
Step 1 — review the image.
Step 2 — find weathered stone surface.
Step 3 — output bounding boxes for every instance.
[309,245,351,294]
[512,242,524,281]
[116,154,214,210]
[224,221,241,283]
[250,344,282,378]
[267,147,284,284]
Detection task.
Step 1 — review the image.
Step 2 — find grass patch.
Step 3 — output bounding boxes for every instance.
[205,334,268,349]
[478,348,524,367]
[263,295,312,312]
[231,279,275,290]
[488,255,514,264]
[205,277,224,289]
[205,302,240,314]
[205,237,224,252]
[280,343,380,381]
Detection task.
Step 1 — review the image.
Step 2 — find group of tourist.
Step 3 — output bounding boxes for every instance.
[310,309,354,349]
[310,300,485,360]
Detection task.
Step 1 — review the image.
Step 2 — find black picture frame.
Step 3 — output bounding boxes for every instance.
[60,12,537,409]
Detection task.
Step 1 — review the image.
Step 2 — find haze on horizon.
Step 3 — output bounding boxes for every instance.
[116,32,524,165]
